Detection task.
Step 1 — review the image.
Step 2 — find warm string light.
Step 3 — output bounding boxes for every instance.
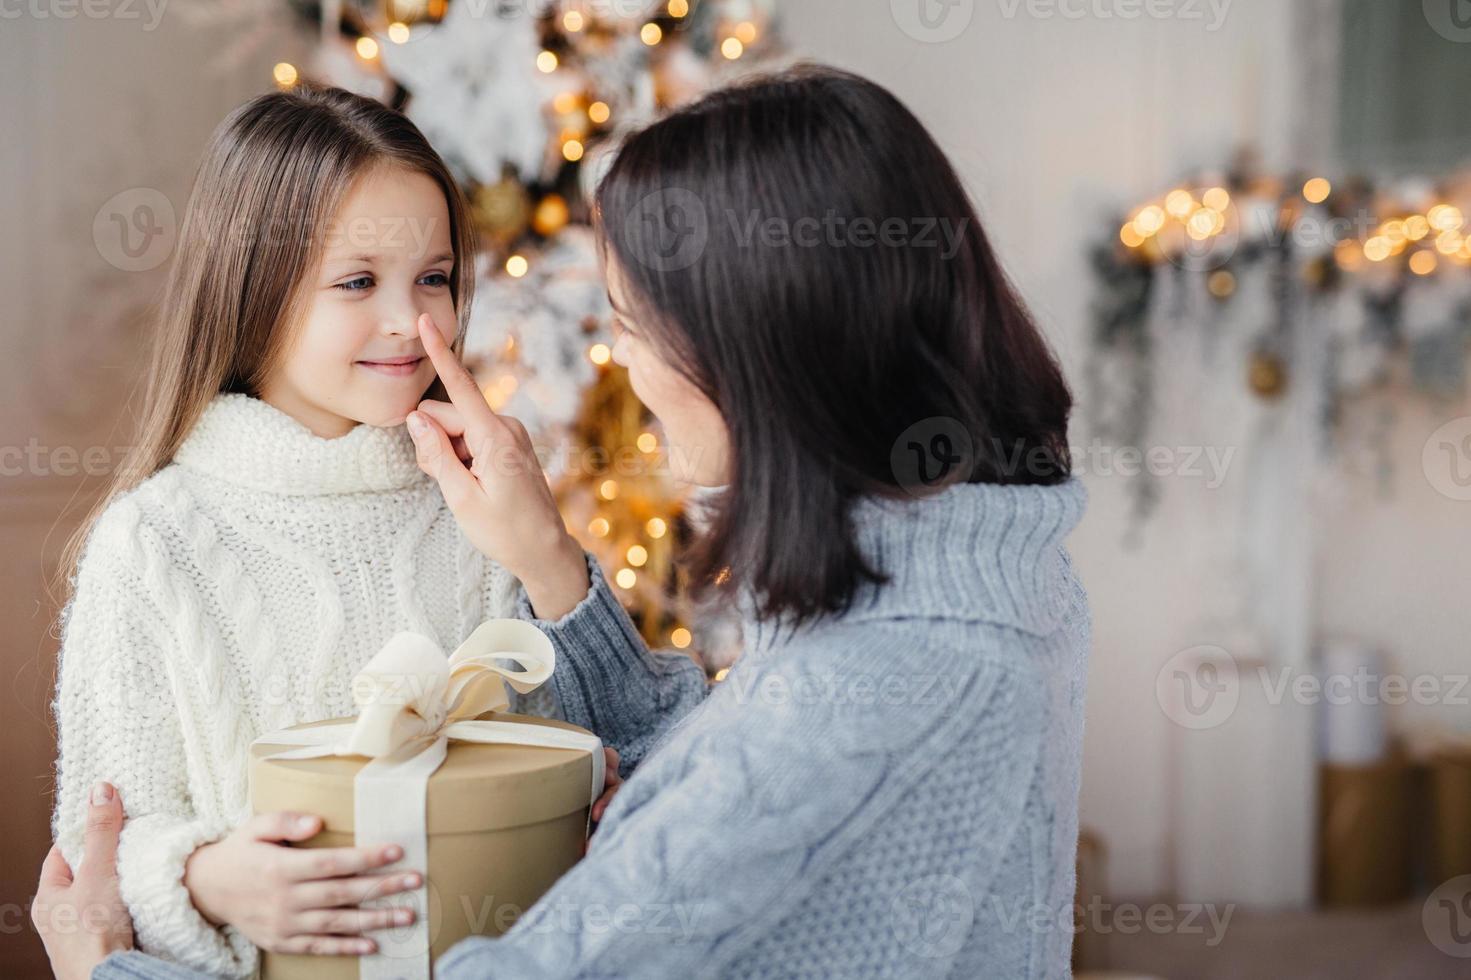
[537,50,559,73]
[641,22,663,45]
[1118,178,1470,278]
[668,0,689,16]
[356,36,379,60]
[387,21,410,43]
[588,343,611,365]
[272,62,298,87]
[1410,251,1438,276]
[505,254,529,278]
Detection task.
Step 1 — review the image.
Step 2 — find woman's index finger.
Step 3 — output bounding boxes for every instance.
[417,314,497,428]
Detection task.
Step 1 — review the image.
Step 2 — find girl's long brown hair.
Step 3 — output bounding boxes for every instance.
[57,85,476,597]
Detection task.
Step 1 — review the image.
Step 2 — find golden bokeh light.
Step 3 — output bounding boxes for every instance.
[1303,178,1331,204]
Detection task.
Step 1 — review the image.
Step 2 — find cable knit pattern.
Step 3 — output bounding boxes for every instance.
[93,478,1089,980]
[52,393,532,978]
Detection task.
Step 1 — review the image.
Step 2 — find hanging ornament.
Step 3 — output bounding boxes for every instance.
[1207,269,1237,300]
[1247,347,1288,399]
[472,172,533,248]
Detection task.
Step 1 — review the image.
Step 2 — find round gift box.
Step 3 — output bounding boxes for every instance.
[249,712,596,980]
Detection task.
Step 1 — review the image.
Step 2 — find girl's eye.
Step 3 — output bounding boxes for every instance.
[419,272,451,288]
[336,276,374,292]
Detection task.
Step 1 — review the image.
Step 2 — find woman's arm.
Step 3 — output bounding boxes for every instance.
[406,313,707,768]
[516,549,708,774]
[52,520,255,977]
[436,624,1046,980]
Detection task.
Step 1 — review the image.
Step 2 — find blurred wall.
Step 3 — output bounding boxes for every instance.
[0,12,304,973]
[782,0,1471,899]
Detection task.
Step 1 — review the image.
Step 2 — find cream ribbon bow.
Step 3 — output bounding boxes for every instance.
[251,620,604,980]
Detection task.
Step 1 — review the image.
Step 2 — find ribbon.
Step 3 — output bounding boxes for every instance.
[251,619,604,980]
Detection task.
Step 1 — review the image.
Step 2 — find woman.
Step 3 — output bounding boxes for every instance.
[36,65,1089,978]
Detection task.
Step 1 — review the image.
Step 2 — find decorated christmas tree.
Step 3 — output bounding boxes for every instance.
[277,0,782,670]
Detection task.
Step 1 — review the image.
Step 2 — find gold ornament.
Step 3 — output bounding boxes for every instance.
[1247,349,1287,399]
[472,174,532,248]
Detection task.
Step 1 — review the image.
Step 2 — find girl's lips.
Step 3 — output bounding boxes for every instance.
[356,357,425,378]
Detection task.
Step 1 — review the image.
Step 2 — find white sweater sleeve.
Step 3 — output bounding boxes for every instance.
[51,509,257,978]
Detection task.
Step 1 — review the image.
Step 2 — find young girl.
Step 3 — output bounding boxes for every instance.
[50,86,547,976]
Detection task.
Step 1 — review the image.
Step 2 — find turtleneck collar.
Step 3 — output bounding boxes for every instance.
[740,479,1088,655]
[172,393,428,496]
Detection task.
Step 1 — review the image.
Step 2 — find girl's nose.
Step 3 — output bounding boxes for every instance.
[381,301,421,338]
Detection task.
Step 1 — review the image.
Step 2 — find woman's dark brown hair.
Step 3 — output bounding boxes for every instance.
[595,64,1073,627]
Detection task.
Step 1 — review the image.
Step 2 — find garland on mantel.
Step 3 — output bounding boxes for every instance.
[1087,152,1471,529]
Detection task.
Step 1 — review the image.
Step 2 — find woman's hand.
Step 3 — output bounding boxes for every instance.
[183,811,422,956]
[33,782,133,980]
[409,313,590,620]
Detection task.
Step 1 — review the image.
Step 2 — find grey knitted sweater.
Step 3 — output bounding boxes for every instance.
[96,478,1089,979]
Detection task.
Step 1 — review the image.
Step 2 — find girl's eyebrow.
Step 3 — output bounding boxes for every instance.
[325,252,455,264]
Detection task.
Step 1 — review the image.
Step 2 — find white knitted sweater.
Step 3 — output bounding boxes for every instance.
[50,393,531,977]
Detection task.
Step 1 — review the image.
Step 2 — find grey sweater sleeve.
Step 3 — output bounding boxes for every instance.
[435,624,1045,980]
[93,951,215,980]
[515,550,709,775]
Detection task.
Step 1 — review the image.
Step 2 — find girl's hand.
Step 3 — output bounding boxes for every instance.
[183,812,422,956]
[585,748,623,856]
[33,782,133,980]
[409,313,590,620]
